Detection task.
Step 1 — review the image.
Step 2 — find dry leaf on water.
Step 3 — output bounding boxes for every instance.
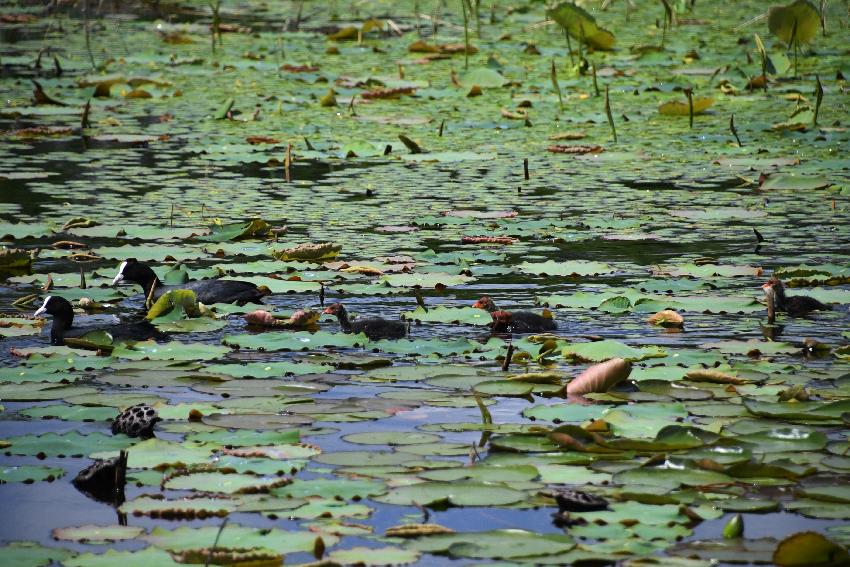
[566,358,632,396]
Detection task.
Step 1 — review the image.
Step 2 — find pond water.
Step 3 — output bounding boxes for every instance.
[2,0,850,565]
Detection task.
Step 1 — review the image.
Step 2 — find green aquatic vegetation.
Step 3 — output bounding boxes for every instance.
[1,0,850,564]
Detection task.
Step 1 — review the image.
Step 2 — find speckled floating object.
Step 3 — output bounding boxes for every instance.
[111,403,160,439]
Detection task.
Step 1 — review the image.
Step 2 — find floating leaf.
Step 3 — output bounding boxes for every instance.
[271,242,341,261]
[52,525,143,543]
[659,97,714,116]
[548,2,616,50]
[566,358,632,395]
[327,547,421,566]
[773,531,850,566]
[768,0,821,45]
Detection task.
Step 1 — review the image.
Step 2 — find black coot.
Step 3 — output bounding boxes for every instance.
[323,303,406,340]
[763,278,831,317]
[34,295,161,346]
[112,259,270,305]
[473,296,557,332]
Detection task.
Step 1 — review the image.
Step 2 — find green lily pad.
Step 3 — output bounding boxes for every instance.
[0,465,64,483]
[164,472,289,494]
[407,529,575,559]
[52,525,143,543]
[0,541,74,567]
[375,481,526,507]
[326,546,420,566]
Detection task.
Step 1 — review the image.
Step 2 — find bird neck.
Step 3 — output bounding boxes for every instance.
[128,265,162,297]
[50,308,74,345]
[144,275,162,298]
[334,308,352,332]
[772,285,787,309]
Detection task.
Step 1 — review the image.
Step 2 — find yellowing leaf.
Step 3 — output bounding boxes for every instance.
[328,26,358,41]
[768,0,821,45]
[658,97,714,116]
[272,242,341,262]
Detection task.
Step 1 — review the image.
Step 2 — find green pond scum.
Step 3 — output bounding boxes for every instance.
[1,0,850,564]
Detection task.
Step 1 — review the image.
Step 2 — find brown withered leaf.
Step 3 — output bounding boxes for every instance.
[9,126,73,138]
[245,136,281,145]
[439,43,478,54]
[500,107,528,120]
[566,358,632,396]
[1,14,37,22]
[547,144,604,154]
[172,548,282,565]
[282,64,320,72]
[684,369,748,385]
[548,130,586,141]
[647,309,684,328]
[385,524,455,538]
[408,40,440,53]
[361,87,416,100]
[461,235,516,245]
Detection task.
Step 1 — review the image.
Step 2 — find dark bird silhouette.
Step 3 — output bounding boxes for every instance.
[473,296,557,333]
[34,295,160,346]
[762,278,830,317]
[323,303,406,340]
[112,258,269,305]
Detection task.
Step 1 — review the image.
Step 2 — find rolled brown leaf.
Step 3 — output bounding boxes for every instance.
[566,358,632,396]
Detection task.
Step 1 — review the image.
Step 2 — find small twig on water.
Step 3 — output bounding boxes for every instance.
[284,143,292,183]
[551,59,564,112]
[469,442,481,464]
[604,85,617,142]
[685,87,694,129]
[813,74,823,126]
[592,63,600,97]
[523,158,529,180]
[83,0,95,69]
[502,342,514,371]
[461,0,470,70]
[412,500,430,523]
[730,114,743,147]
[204,517,229,567]
[81,98,91,131]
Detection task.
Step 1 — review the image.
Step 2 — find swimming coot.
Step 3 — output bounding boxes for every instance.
[112,259,270,305]
[762,278,831,317]
[323,302,406,340]
[473,296,557,333]
[34,295,160,346]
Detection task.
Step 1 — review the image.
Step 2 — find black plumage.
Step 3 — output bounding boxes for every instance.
[112,258,269,305]
[34,295,160,346]
[473,295,557,333]
[323,303,406,340]
[763,278,830,317]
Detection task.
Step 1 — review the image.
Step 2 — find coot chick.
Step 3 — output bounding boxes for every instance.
[112,259,270,305]
[323,303,406,340]
[34,295,160,346]
[763,278,830,317]
[473,296,557,333]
